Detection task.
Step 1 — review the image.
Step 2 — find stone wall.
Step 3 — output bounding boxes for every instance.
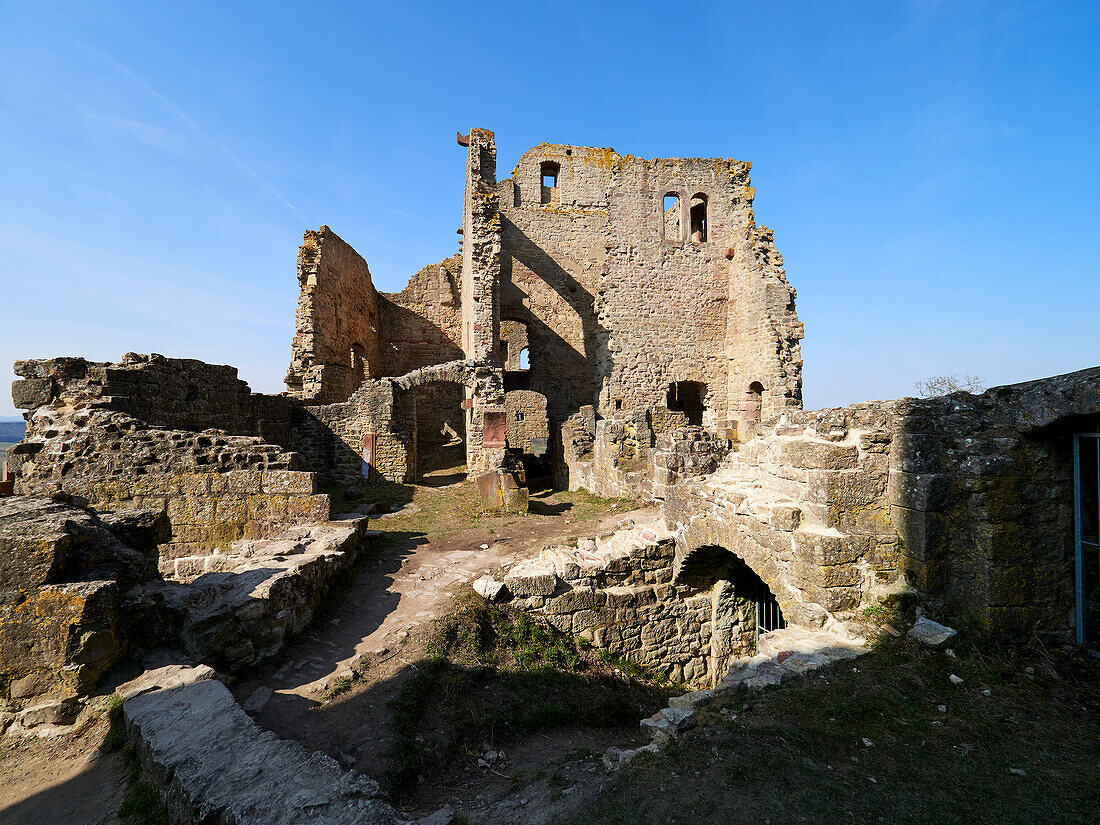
[9,356,332,570]
[286,227,382,404]
[303,379,416,485]
[495,521,718,683]
[498,144,803,436]
[664,367,1100,640]
[280,131,804,490]
[504,389,548,454]
[0,498,162,707]
[379,255,465,451]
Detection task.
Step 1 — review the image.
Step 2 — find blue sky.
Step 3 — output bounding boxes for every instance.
[1,0,1097,418]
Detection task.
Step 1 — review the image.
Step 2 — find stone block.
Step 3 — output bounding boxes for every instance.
[792,530,869,566]
[223,470,262,495]
[777,439,859,470]
[166,495,215,526]
[214,496,248,525]
[887,471,952,511]
[178,473,214,496]
[504,560,558,597]
[770,503,802,531]
[262,470,317,495]
[11,378,53,409]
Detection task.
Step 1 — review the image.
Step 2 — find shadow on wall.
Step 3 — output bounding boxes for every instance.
[500,217,607,421]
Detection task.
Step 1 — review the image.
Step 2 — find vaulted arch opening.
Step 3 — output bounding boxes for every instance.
[676,545,787,677]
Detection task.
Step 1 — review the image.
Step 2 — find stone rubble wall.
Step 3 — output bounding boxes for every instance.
[498,143,804,441]
[664,366,1100,639]
[0,498,162,708]
[884,367,1100,638]
[723,225,805,436]
[491,520,719,684]
[9,357,332,566]
[286,226,382,404]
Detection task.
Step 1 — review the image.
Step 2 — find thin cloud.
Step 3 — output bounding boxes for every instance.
[48,12,306,220]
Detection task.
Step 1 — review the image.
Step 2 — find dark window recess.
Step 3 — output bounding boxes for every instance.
[690,194,707,242]
[515,412,525,421]
[667,381,705,426]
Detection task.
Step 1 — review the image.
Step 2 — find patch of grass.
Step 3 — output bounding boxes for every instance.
[554,629,1100,825]
[117,747,169,825]
[99,692,126,753]
[552,489,638,523]
[327,672,358,699]
[118,780,169,825]
[385,593,673,798]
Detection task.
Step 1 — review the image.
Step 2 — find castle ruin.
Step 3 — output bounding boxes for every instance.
[2,129,1098,818]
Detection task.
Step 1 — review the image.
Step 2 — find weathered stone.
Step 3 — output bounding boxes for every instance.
[122,665,399,824]
[504,560,557,597]
[908,616,957,647]
[472,575,507,602]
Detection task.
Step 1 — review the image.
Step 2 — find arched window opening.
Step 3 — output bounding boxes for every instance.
[690,193,708,242]
[662,193,682,241]
[667,380,705,426]
[350,343,367,385]
[540,161,560,204]
[518,347,530,370]
[744,381,764,423]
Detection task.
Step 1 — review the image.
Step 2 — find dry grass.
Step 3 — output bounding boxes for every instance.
[385,593,673,799]
[555,616,1100,825]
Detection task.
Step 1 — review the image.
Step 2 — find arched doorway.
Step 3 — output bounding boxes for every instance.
[676,545,787,680]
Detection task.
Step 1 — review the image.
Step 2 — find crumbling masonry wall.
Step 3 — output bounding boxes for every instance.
[286,227,382,404]
[10,356,331,572]
[665,367,1100,639]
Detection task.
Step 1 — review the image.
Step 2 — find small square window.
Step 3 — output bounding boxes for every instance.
[515,412,525,421]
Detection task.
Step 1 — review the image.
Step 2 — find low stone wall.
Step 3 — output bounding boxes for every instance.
[0,497,162,708]
[126,518,378,673]
[121,664,399,825]
[488,520,720,684]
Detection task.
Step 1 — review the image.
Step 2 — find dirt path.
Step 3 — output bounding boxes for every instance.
[230,463,655,817]
[0,715,126,825]
[0,461,652,825]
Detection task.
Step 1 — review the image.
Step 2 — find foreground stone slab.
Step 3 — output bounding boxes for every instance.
[122,664,399,825]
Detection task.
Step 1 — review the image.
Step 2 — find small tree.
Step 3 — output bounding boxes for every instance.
[914,374,985,398]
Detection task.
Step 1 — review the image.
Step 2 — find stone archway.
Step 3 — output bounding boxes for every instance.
[675,544,787,680]
[671,509,832,630]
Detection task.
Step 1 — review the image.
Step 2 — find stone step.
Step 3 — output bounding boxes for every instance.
[120,664,398,825]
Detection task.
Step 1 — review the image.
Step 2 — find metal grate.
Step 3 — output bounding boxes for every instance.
[1073,433,1100,645]
[756,579,787,639]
